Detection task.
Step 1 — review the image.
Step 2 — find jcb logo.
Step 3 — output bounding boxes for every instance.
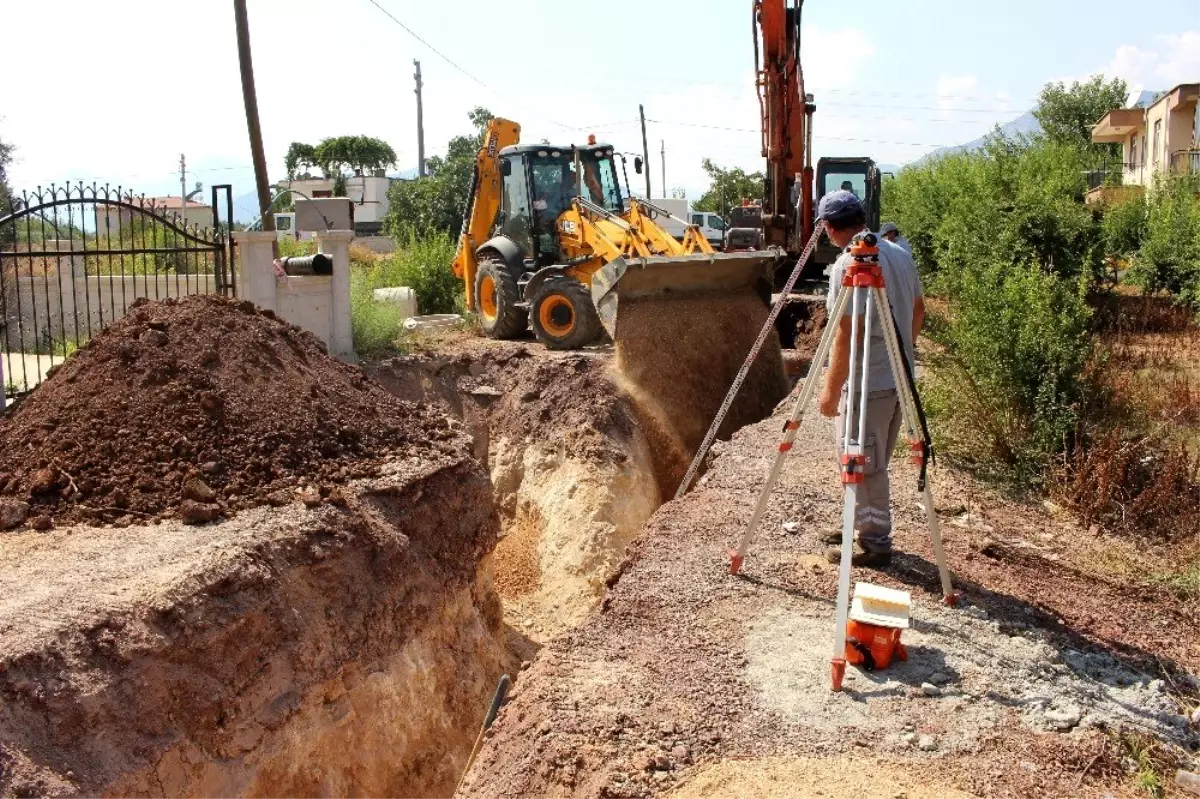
[560,220,578,234]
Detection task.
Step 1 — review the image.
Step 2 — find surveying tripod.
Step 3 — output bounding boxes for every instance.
[727,232,958,691]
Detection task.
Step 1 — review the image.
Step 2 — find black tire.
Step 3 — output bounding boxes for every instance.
[528,278,601,350]
[475,259,527,339]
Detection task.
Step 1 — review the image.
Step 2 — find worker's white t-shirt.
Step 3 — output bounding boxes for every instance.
[826,237,923,394]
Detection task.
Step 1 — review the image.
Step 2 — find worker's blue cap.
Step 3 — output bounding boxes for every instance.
[817,190,863,223]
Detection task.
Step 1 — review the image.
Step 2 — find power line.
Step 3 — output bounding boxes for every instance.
[362,0,579,131]
[645,119,951,148]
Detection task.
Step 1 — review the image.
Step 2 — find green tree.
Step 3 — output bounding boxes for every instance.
[693,159,764,213]
[284,142,318,179]
[1130,173,1200,311]
[881,119,1101,484]
[1033,75,1128,161]
[384,107,494,239]
[283,136,397,179]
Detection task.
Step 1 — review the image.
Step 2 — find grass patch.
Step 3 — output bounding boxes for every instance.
[1116,731,1178,799]
[1147,562,1199,603]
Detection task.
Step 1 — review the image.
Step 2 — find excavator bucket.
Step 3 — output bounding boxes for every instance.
[590,249,781,340]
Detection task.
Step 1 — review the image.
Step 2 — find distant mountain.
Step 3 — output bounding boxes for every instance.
[876,163,902,175]
[915,111,1042,165]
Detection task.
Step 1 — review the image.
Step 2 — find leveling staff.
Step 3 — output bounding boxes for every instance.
[815,190,925,568]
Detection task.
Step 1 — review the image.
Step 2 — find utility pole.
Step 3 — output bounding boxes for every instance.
[639,104,651,199]
[414,60,426,178]
[233,0,274,232]
[179,153,187,225]
[660,139,666,199]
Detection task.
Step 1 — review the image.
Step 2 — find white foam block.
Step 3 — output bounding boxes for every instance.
[850,581,911,629]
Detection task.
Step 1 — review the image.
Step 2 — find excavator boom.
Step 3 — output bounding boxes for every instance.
[755,0,813,251]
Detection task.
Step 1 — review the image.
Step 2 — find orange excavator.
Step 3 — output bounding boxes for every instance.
[753,0,880,289]
[755,0,816,255]
[753,0,881,348]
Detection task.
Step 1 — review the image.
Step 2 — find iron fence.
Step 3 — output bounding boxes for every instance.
[1,182,236,403]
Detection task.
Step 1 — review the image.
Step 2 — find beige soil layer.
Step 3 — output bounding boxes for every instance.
[0,455,512,798]
[669,756,972,799]
[488,434,659,640]
[369,342,663,641]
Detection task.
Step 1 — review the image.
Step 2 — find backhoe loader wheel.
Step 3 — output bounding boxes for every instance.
[475,259,527,339]
[528,278,601,350]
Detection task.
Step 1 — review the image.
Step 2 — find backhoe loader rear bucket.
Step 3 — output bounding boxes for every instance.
[592,247,790,496]
[590,249,781,340]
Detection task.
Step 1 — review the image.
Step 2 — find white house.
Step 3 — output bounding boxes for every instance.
[1090,82,1199,202]
[95,196,214,235]
[278,173,396,235]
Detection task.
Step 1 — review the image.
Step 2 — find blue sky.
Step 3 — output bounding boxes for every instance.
[1,0,1196,216]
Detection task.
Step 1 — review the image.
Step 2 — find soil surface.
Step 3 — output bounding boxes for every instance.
[461,383,1199,798]
[372,336,633,469]
[0,295,459,527]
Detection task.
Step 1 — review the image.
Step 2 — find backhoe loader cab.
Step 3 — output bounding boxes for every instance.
[452,117,781,351]
[497,144,626,267]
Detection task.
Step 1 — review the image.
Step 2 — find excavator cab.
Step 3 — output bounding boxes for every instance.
[815,156,881,230]
[807,156,881,278]
[500,144,625,267]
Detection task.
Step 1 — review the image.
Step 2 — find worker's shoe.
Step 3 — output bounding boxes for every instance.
[821,530,847,545]
[824,545,892,568]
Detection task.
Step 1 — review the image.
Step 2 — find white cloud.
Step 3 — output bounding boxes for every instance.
[1102,31,1200,90]
[802,25,877,91]
[936,74,980,110]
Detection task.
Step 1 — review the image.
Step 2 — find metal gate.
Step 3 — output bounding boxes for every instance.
[0,182,236,402]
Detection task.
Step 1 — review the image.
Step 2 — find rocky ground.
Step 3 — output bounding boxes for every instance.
[461,373,1200,798]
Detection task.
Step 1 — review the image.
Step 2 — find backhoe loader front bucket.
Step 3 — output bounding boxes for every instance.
[590,249,781,340]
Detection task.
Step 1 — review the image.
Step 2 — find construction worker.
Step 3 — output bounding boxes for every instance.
[878,221,913,256]
[816,191,925,568]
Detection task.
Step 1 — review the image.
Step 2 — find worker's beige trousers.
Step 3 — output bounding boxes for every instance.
[834,389,902,552]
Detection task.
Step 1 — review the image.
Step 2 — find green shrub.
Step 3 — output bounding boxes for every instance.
[349,266,407,356]
[344,230,463,357]
[369,230,461,315]
[923,259,1093,484]
[1129,173,1200,313]
[1101,193,1147,261]
[883,135,1100,289]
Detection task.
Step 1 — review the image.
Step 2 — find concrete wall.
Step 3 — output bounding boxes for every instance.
[235,229,354,362]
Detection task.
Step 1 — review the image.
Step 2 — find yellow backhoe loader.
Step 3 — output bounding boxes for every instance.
[450,119,781,350]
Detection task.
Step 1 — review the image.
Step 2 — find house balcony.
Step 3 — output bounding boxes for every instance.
[1170,149,1200,174]
[1084,163,1145,205]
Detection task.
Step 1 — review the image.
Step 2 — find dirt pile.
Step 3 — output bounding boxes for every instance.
[0,295,460,527]
[613,291,790,493]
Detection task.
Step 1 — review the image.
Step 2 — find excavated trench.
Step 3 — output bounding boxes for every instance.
[370,290,790,644]
[0,292,806,799]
